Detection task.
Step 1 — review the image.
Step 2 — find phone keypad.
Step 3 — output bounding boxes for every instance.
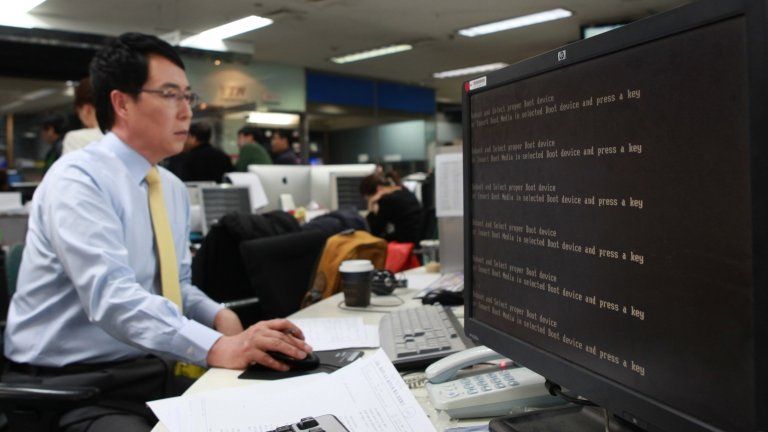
[444,370,520,398]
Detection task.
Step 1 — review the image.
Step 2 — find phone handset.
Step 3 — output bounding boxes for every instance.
[425,347,563,419]
[426,346,508,383]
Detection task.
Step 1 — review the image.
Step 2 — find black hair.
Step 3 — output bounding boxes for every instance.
[238,125,262,141]
[89,32,185,133]
[272,129,291,140]
[188,122,212,144]
[359,173,390,196]
[74,77,95,108]
[41,114,67,136]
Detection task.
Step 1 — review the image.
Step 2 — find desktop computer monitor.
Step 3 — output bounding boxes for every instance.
[185,181,217,207]
[199,186,251,234]
[330,172,371,212]
[462,1,766,431]
[309,164,376,210]
[247,165,312,212]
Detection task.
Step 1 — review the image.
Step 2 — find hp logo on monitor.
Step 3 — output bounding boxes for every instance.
[557,50,567,61]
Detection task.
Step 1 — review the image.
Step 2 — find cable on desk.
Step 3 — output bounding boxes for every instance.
[400,371,428,389]
[545,380,597,406]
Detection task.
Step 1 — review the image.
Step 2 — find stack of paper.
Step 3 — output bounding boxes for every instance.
[149,349,436,432]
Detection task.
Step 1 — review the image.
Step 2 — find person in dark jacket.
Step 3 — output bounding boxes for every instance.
[360,172,423,243]
[180,122,233,182]
[41,114,67,174]
[270,129,301,165]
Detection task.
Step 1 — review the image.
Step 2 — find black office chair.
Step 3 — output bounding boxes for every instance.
[238,230,329,324]
[0,244,100,432]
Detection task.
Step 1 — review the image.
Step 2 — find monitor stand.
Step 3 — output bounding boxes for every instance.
[490,405,645,432]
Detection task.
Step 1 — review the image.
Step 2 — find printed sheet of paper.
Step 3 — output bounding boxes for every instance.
[435,152,464,217]
[149,350,436,432]
[291,317,380,350]
[149,374,334,432]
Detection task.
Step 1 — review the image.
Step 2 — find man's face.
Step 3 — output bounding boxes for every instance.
[125,54,192,163]
[40,126,58,145]
[237,133,252,149]
[271,133,288,153]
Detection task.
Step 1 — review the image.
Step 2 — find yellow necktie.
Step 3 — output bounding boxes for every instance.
[146,166,183,312]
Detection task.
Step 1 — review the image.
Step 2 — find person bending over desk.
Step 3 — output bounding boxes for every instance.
[360,172,423,244]
[2,33,312,432]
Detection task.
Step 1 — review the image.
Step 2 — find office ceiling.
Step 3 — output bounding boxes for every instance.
[2,0,689,106]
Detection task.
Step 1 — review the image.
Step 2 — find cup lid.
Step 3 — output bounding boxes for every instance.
[339,259,374,272]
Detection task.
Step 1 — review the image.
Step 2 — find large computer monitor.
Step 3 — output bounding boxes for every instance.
[247,165,312,212]
[309,164,376,210]
[463,1,766,431]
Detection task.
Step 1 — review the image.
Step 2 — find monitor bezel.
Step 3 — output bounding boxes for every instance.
[461,1,767,431]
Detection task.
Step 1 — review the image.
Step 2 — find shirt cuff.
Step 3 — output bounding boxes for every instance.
[192,297,225,328]
[171,318,223,366]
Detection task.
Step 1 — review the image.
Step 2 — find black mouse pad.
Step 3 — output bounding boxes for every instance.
[238,349,364,380]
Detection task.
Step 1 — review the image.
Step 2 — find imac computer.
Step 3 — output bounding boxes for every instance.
[247,165,312,212]
[309,164,376,210]
[462,1,766,431]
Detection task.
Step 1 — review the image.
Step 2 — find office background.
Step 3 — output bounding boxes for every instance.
[0,0,688,185]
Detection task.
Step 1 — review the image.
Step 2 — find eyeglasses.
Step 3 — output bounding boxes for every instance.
[139,88,200,106]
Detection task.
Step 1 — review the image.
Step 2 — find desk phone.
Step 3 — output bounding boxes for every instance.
[425,346,563,419]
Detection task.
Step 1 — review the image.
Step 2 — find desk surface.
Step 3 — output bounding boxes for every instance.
[152,268,488,432]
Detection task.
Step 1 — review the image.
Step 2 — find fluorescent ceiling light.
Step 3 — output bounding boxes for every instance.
[0,0,46,28]
[3,0,46,15]
[247,112,300,126]
[180,15,273,49]
[433,63,509,79]
[459,8,572,37]
[21,88,57,101]
[0,101,24,112]
[331,44,412,64]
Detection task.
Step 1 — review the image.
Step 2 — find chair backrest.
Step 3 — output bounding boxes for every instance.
[192,211,301,308]
[239,230,328,323]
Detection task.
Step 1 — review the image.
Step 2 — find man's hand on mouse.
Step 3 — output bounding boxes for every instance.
[207,318,313,371]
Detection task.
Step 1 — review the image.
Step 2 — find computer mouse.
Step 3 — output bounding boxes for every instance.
[421,289,464,306]
[267,351,321,371]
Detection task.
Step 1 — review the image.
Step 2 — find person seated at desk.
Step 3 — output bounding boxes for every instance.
[360,172,423,244]
[2,33,312,432]
[178,121,233,182]
[235,125,272,171]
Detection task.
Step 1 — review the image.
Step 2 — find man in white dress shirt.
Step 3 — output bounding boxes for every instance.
[3,33,312,432]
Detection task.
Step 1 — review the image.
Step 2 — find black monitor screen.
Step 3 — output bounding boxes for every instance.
[465,3,765,431]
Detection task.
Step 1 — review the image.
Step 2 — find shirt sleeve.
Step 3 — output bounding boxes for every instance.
[179,224,224,327]
[47,167,222,366]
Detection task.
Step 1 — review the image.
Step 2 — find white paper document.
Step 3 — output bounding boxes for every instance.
[149,374,333,432]
[404,273,442,290]
[149,349,436,432]
[291,317,380,351]
[435,152,464,217]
